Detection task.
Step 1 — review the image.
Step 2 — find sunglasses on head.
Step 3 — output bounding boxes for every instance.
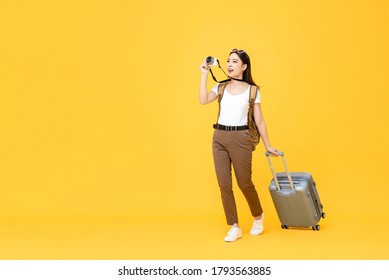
[231,48,246,54]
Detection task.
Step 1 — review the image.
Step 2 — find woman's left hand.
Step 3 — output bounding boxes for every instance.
[266,146,279,156]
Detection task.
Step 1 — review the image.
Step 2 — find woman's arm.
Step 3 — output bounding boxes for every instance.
[253,103,278,156]
[199,62,218,105]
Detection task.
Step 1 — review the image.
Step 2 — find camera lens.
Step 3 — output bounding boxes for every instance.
[205,56,217,66]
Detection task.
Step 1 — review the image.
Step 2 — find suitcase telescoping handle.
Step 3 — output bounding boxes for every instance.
[265,151,295,191]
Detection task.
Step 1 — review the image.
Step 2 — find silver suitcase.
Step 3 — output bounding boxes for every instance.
[266,151,326,230]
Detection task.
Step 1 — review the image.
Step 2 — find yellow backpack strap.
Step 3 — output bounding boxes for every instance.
[216,82,228,125]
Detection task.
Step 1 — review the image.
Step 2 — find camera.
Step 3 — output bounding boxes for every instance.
[205,56,218,66]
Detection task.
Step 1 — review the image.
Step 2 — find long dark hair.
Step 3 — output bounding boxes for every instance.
[229,49,259,87]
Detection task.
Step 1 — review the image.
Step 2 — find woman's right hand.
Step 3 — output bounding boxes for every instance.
[200,62,210,75]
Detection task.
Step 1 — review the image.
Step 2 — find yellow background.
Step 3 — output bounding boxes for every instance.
[0,0,388,259]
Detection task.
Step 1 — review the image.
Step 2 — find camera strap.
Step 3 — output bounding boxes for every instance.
[209,59,244,83]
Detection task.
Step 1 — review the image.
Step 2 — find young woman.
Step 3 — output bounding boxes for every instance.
[199,49,278,242]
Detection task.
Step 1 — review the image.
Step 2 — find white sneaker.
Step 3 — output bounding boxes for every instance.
[250,213,264,235]
[224,224,242,242]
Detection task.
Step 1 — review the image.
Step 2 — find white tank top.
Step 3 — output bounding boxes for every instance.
[212,84,260,126]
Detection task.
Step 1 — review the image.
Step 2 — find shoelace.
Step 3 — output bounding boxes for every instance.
[228,225,239,234]
[252,220,263,229]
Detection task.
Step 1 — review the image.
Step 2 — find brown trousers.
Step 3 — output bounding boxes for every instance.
[212,129,263,225]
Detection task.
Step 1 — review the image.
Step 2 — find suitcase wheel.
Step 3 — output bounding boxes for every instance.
[281,225,321,230]
[321,212,326,219]
[312,225,320,231]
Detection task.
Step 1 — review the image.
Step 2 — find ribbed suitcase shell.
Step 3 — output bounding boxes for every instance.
[269,171,324,229]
